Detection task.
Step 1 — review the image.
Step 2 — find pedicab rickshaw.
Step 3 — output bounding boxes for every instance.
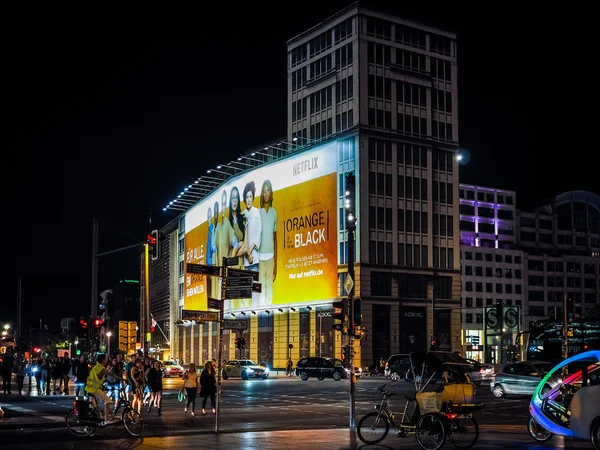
[528,349,600,449]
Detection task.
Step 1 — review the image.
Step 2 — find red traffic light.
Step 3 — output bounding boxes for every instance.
[80,319,88,329]
[147,233,156,245]
[94,318,103,328]
[33,347,40,353]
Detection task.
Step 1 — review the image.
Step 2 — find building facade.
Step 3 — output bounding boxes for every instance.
[155,4,463,370]
[459,186,600,363]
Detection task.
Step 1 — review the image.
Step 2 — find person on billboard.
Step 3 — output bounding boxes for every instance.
[236,181,261,271]
[206,207,214,266]
[228,186,246,268]
[258,179,277,306]
[216,189,239,266]
[210,201,220,296]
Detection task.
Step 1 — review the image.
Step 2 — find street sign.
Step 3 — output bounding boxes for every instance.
[208,297,220,310]
[224,287,252,299]
[187,263,221,276]
[252,282,262,293]
[222,320,248,331]
[344,274,354,295]
[228,268,259,282]
[224,277,253,289]
[182,310,220,322]
[222,257,239,267]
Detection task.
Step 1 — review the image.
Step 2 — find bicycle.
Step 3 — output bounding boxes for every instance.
[357,384,446,450]
[65,386,144,437]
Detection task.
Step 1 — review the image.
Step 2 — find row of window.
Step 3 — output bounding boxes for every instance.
[464,265,522,279]
[432,120,454,141]
[460,189,514,205]
[459,206,514,221]
[368,140,431,170]
[398,210,428,233]
[465,298,523,308]
[366,17,452,56]
[529,275,597,289]
[336,110,354,132]
[432,181,454,204]
[310,54,333,80]
[527,260,596,274]
[464,251,522,264]
[310,117,332,141]
[464,281,523,295]
[291,77,354,123]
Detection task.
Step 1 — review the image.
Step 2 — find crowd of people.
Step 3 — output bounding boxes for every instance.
[0,348,218,425]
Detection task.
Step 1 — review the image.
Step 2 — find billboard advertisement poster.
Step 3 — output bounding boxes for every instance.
[184,141,339,311]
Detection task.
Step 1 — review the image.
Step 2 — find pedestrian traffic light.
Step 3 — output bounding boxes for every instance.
[344,172,356,231]
[235,338,240,349]
[94,317,103,329]
[79,317,89,334]
[430,338,437,351]
[148,229,159,261]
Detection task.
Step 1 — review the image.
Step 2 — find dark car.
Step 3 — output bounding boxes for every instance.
[295,357,345,381]
[385,354,412,381]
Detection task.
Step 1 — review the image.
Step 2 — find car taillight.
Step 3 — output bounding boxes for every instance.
[480,368,485,373]
[385,362,388,369]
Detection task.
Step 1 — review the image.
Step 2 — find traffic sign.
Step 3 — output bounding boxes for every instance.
[222,320,248,331]
[187,263,221,276]
[224,287,252,299]
[344,274,354,295]
[182,310,220,322]
[224,277,253,289]
[228,268,259,282]
[222,257,239,267]
[208,297,220,310]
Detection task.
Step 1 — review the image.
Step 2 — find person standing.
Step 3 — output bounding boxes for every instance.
[15,356,27,395]
[130,359,145,415]
[258,179,277,306]
[146,360,163,415]
[200,361,217,414]
[61,354,71,395]
[74,355,89,397]
[182,363,199,416]
[1,349,15,395]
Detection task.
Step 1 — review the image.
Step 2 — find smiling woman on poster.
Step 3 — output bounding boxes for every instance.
[237,181,261,271]
[228,186,246,268]
[258,180,277,306]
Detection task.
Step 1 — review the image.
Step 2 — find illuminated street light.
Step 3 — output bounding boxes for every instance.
[3,324,10,331]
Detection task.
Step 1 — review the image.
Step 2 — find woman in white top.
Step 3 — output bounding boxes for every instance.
[182,363,200,416]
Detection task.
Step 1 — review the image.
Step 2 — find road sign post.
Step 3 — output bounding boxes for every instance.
[216,263,226,434]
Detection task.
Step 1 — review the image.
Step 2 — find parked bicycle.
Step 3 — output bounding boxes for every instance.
[65,386,144,437]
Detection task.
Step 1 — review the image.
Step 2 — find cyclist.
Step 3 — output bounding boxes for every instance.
[85,354,114,425]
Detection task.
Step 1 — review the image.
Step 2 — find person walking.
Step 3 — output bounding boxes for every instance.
[15,356,27,395]
[182,363,199,416]
[146,360,163,415]
[200,361,217,414]
[130,359,145,415]
[286,358,293,376]
[1,349,15,395]
[73,355,89,397]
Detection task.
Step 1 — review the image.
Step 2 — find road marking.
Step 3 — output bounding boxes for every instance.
[1,404,65,423]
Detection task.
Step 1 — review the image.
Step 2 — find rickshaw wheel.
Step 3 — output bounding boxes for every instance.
[528,416,553,443]
[591,418,600,450]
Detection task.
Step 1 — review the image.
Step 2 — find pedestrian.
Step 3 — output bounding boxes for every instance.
[61,354,71,395]
[1,349,15,395]
[286,358,293,376]
[146,360,163,415]
[200,361,217,414]
[16,356,27,395]
[130,359,145,415]
[124,354,136,400]
[74,355,89,397]
[182,363,199,416]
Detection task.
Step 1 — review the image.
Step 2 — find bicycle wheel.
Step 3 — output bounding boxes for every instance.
[357,411,390,445]
[527,415,553,442]
[122,407,144,437]
[447,416,479,448]
[65,408,97,437]
[415,413,446,450]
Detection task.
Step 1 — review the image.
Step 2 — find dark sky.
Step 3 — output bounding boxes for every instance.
[2,2,596,327]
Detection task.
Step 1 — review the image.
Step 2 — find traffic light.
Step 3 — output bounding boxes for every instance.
[79,317,89,334]
[353,298,362,327]
[430,338,437,351]
[344,172,356,231]
[148,229,159,261]
[240,337,246,348]
[94,317,103,329]
[235,338,240,349]
[332,299,349,333]
[495,300,504,329]
[565,296,574,324]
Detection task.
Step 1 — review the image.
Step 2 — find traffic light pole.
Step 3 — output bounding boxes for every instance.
[216,264,226,434]
[347,225,356,430]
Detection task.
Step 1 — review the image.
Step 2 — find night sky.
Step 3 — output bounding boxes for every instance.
[2,2,596,328]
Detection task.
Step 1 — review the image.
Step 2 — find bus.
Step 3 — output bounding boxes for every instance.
[522,319,600,363]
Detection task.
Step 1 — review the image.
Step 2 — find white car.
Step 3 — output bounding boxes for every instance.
[222,359,269,380]
[161,360,184,377]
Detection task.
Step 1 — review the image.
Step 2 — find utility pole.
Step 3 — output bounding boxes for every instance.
[344,171,356,431]
[143,244,151,352]
[16,277,22,346]
[216,263,226,434]
[91,218,99,321]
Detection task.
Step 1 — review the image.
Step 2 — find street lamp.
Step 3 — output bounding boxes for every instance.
[3,324,10,331]
[106,331,112,355]
[75,340,79,355]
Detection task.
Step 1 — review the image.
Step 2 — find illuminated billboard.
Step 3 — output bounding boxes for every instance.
[184,141,339,311]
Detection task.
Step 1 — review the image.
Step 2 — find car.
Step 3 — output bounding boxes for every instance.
[295,357,346,381]
[326,358,362,378]
[465,358,494,384]
[384,353,412,381]
[222,359,269,380]
[490,361,557,398]
[160,360,184,377]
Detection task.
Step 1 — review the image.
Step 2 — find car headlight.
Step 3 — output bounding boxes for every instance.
[245,368,253,373]
[264,367,269,373]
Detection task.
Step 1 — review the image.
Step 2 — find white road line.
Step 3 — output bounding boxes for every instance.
[1,404,65,423]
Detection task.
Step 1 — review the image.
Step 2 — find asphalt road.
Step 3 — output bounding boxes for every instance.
[0,376,589,448]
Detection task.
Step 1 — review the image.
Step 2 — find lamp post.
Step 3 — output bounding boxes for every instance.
[106,331,112,356]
